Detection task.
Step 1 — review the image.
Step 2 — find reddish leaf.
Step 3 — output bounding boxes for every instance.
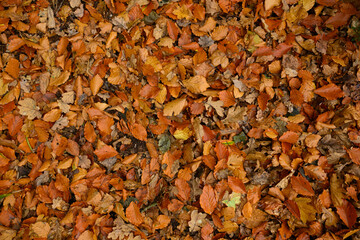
[291,175,315,196]
[336,200,357,228]
[200,185,217,214]
[314,83,344,100]
[285,200,300,220]
[273,43,293,58]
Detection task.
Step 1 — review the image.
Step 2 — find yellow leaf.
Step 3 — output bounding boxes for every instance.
[173,127,193,140]
[145,56,162,72]
[300,0,315,11]
[330,174,344,207]
[163,98,187,116]
[219,221,238,233]
[173,5,193,20]
[50,70,70,86]
[295,197,316,224]
[265,0,281,11]
[183,76,210,94]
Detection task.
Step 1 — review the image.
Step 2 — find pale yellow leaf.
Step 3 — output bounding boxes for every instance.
[18,98,42,120]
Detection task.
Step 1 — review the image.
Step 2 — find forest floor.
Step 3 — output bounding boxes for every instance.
[0,0,360,239]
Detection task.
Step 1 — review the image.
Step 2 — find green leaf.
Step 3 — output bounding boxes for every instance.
[233,132,247,144]
[0,193,11,200]
[159,134,171,153]
[222,193,242,208]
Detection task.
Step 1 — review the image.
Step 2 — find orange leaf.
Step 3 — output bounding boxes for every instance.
[347,148,360,165]
[8,37,25,52]
[90,74,103,95]
[314,83,344,100]
[218,0,232,13]
[154,215,171,230]
[279,131,299,144]
[167,20,179,40]
[5,58,19,79]
[175,178,191,201]
[219,90,235,107]
[51,133,68,156]
[228,176,246,194]
[94,145,118,161]
[200,185,217,214]
[43,109,62,122]
[201,221,213,240]
[84,122,97,143]
[130,123,147,141]
[126,201,143,226]
[336,200,357,228]
[291,175,315,196]
[97,116,114,136]
[242,202,253,219]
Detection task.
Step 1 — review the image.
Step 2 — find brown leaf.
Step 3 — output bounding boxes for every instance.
[200,185,217,214]
[291,175,315,196]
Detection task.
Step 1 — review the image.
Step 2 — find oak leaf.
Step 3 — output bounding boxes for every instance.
[18,98,42,120]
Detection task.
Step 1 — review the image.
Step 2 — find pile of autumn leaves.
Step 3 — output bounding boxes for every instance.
[0,0,360,239]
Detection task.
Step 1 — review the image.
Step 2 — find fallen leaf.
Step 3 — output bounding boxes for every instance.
[163,98,187,116]
[291,175,315,196]
[183,76,209,94]
[314,83,344,100]
[126,201,143,226]
[200,185,217,214]
[18,98,42,120]
[336,200,357,228]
